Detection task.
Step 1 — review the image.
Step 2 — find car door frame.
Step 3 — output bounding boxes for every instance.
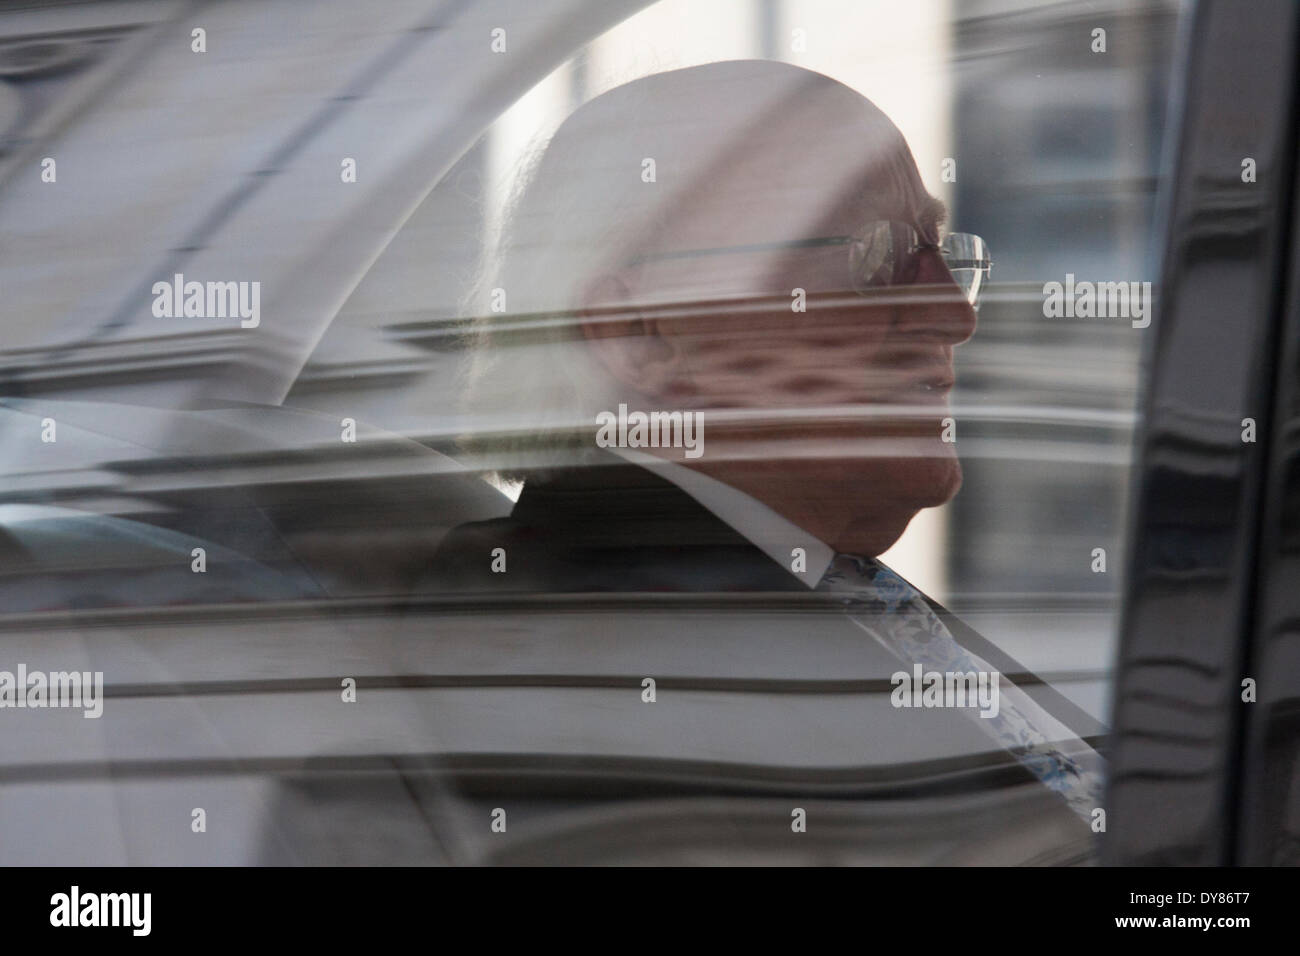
[1104,0,1300,865]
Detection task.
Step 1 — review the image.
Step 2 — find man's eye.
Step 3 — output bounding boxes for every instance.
[852,221,895,287]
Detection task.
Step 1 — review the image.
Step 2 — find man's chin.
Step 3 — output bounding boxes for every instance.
[839,453,963,506]
[826,457,962,557]
[913,456,963,506]
[681,446,963,557]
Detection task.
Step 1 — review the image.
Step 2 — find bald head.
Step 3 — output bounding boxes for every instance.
[502,60,932,307]
[468,60,976,557]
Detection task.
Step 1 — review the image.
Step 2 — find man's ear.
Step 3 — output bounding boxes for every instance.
[577,273,686,398]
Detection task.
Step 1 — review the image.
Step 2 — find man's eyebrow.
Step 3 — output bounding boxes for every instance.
[918,195,949,230]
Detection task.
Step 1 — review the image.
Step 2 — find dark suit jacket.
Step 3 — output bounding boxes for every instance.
[417,456,1109,861]
[428,455,1106,746]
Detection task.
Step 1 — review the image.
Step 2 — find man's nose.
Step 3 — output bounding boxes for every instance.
[897,249,978,346]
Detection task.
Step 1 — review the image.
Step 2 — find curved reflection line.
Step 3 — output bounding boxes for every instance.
[0,747,1107,796]
[91,670,1106,699]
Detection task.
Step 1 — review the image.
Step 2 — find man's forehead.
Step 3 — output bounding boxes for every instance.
[632,178,943,260]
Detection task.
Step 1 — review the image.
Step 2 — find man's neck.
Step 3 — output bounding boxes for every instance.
[606,445,835,587]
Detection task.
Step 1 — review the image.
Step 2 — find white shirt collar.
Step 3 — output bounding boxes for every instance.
[607,446,835,589]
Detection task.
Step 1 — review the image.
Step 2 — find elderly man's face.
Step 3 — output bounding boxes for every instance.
[580,122,977,557]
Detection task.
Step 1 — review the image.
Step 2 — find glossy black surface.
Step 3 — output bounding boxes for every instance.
[1106,0,1300,864]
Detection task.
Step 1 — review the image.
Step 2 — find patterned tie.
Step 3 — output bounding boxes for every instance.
[818,553,1104,823]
